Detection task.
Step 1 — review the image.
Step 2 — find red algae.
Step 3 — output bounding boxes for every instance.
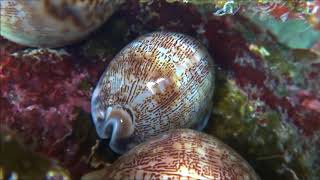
[0,47,106,178]
[203,14,320,135]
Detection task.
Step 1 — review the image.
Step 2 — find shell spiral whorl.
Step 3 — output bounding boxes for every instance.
[91,32,215,154]
[0,0,124,47]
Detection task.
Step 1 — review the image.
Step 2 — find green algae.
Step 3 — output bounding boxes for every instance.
[250,15,320,49]
[0,110,114,180]
[232,15,320,98]
[0,130,70,180]
[164,0,313,16]
[80,18,130,61]
[79,80,92,92]
[204,71,320,179]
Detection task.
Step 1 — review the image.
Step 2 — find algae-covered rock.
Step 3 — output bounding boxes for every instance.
[0,129,70,179]
[1,0,319,179]
[0,48,107,179]
[205,71,320,179]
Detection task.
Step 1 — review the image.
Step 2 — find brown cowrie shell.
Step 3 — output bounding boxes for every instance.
[91,32,215,154]
[82,129,259,180]
[0,0,124,47]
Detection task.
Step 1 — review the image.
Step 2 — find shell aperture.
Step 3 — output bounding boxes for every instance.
[91,32,215,154]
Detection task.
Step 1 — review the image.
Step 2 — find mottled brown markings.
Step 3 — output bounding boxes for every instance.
[44,0,82,29]
[123,48,179,113]
[125,80,137,103]
[1,1,25,33]
[136,34,210,125]
[110,129,255,178]
[94,32,215,148]
[43,0,109,29]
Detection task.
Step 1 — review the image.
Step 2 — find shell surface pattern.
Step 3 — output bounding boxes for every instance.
[0,0,124,47]
[91,32,215,154]
[103,129,259,180]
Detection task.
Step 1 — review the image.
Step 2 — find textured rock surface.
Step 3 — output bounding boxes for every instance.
[0,128,71,179]
[1,0,319,179]
[0,47,108,179]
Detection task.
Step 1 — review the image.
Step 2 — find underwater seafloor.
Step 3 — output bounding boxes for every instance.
[1,0,320,179]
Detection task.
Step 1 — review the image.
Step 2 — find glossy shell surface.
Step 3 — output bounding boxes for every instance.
[91,32,215,154]
[0,0,124,47]
[104,129,259,180]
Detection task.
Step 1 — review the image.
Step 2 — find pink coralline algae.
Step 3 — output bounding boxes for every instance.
[0,47,106,178]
